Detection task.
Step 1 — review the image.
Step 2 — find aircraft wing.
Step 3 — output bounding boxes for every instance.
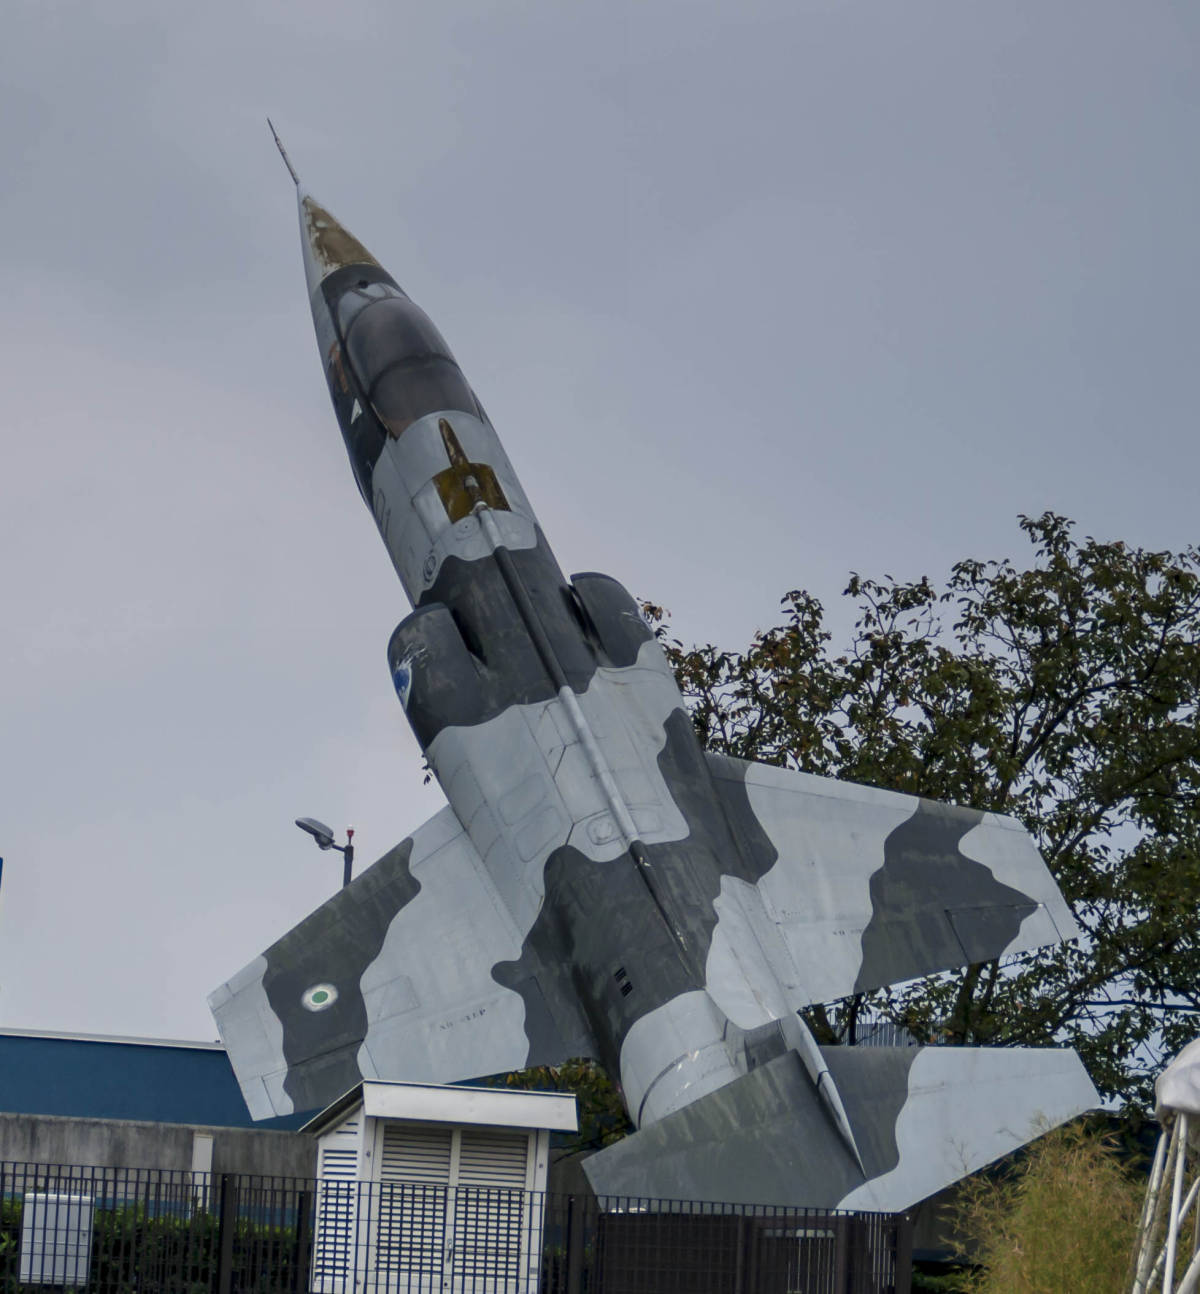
[209,804,595,1120]
[706,753,1078,1011]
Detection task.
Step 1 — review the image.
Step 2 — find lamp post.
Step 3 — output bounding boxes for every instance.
[295,818,355,889]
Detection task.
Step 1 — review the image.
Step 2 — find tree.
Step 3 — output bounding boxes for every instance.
[649,513,1200,1111]
[489,1059,631,1154]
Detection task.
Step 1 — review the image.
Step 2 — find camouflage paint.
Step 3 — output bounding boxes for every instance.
[854,798,1039,994]
[261,839,419,1113]
[209,164,1099,1212]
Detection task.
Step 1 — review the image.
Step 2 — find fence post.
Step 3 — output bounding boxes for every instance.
[731,1214,747,1294]
[215,1174,238,1294]
[293,1187,312,1294]
[565,1194,586,1294]
[893,1212,913,1294]
[833,1213,850,1293]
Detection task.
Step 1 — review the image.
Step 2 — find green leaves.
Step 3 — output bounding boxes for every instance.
[495,1059,632,1151]
[649,513,1200,1111]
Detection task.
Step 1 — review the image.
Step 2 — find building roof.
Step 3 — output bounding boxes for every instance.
[303,1079,578,1138]
[0,1030,309,1130]
[0,1026,225,1050]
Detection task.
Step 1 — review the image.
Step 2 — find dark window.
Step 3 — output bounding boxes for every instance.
[344,297,479,437]
[370,358,479,439]
[337,282,403,335]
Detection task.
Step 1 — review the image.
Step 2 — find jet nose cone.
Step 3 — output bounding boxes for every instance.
[268,123,384,298]
[298,192,381,298]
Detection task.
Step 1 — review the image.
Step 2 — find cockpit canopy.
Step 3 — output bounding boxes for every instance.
[341,286,483,440]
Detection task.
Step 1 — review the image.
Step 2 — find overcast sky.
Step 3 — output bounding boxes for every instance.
[1,1,1197,1045]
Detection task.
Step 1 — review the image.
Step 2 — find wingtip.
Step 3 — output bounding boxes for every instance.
[267,118,301,187]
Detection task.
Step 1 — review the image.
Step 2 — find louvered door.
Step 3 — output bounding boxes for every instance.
[374,1125,454,1293]
[450,1131,532,1293]
[367,1122,534,1294]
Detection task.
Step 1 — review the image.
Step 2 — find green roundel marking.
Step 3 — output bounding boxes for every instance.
[301,982,339,1013]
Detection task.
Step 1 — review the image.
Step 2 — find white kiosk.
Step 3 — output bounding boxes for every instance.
[305,1081,577,1294]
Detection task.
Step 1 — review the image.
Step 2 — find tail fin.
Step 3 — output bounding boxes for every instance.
[583,1043,1097,1212]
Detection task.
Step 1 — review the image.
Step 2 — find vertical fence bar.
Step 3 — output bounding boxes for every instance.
[566,1190,585,1294]
[215,1173,238,1294]
[293,1185,312,1294]
[893,1211,913,1294]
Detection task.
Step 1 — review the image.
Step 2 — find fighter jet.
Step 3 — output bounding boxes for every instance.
[210,130,1098,1211]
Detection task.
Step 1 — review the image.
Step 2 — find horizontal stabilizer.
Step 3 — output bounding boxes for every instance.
[583,1042,1098,1212]
[708,753,1078,1007]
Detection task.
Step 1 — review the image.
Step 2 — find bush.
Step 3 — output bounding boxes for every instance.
[953,1121,1142,1294]
[0,1194,303,1293]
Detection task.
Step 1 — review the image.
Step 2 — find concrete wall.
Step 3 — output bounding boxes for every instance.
[0,1113,315,1179]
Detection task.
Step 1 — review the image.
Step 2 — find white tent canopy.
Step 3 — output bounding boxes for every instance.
[1155,1038,1200,1121]
[1133,1038,1200,1293]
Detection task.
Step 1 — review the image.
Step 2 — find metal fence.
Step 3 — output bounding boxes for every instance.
[0,1161,911,1294]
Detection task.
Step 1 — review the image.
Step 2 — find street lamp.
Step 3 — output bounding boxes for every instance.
[295,818,355,889]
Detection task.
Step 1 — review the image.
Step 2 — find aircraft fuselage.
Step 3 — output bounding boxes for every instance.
[303,197,766,1125]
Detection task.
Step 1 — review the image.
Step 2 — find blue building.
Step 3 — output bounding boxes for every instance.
[0,1029,314,1176]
